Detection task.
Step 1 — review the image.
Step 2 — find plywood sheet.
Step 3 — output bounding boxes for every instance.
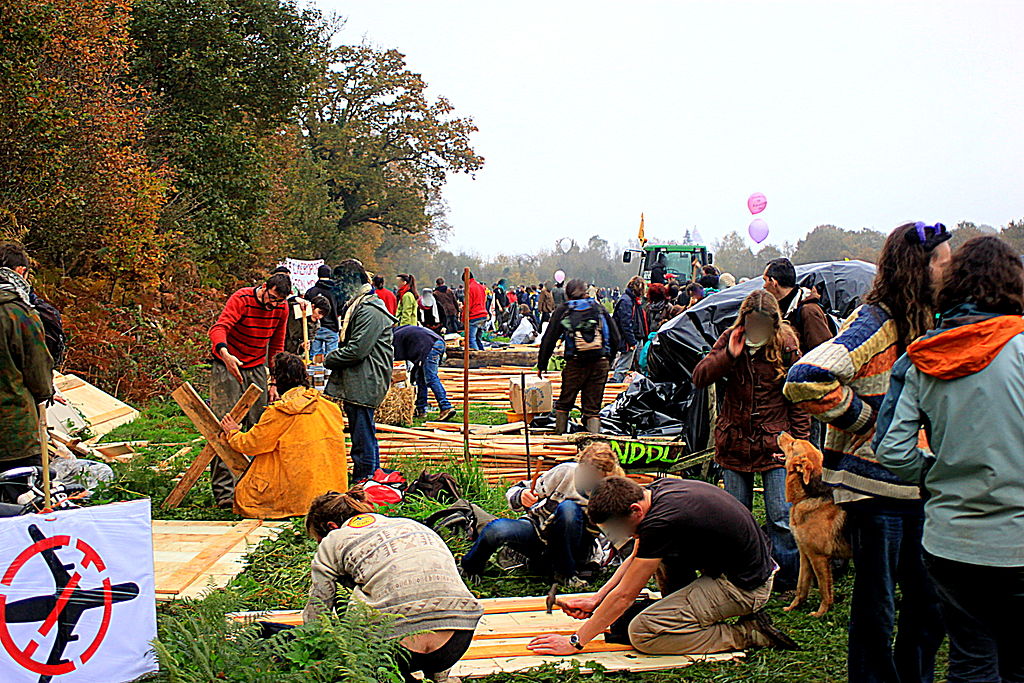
[153,519,284,599]
[229,593,744,678]
[54,372,139,437]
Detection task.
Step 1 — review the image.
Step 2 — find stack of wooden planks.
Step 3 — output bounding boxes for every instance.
[438,365,628,409]
[227,594,743,677]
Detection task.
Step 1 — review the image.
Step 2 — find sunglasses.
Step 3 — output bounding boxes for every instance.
[906,222,949,251]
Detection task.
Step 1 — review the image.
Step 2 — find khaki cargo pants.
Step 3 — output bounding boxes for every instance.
[627,572,774,654]
[209,361,268,506]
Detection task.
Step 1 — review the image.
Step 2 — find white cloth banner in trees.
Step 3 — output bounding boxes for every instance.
[281,259,325,297]
[0,500,157,683]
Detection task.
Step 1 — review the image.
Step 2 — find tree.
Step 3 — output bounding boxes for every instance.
[0,0,170,282]
[791,225,885,265]
[302,45,485,260]
[130,0,329,273]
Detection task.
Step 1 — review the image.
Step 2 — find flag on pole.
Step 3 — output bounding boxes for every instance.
[638,213,647,246]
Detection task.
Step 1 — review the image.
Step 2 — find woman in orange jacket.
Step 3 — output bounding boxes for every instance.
[220,352,348,519]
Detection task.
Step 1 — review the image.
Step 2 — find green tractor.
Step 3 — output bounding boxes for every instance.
[622,243,714,283]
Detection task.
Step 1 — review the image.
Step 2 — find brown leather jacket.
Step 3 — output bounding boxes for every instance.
[692,328,811,472]
[779,287,834,354]
[538,288,555,314]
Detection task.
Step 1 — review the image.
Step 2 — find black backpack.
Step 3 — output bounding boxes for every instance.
[30,293,66,367]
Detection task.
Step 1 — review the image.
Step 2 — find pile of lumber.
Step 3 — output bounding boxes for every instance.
[376,422,656,486]
[443,344,540,368]
[438,366,628,409]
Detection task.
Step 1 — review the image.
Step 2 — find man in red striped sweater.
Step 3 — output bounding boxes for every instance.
[207,272,291,507]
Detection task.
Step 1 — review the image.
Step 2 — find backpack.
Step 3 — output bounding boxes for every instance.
[560,299,609,358]
[790,295,840,338]
[30,293,66,367]
[405,470,462,503]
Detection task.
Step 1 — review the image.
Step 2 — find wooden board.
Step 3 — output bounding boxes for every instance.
[53,372,139,437]
[171,382,250,476]
[229,594,743,677]
[153,520,284,599]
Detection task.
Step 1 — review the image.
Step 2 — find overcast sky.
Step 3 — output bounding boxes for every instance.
[322,0,1024,256]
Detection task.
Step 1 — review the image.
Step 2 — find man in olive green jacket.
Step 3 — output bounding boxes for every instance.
[324,260,397,482]
[0,265,53,468]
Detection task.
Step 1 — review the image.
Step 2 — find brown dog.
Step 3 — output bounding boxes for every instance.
[778,432,852,617]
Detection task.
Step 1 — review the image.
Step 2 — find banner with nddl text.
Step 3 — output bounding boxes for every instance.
[281,258,325,297]
[0,499,157,683]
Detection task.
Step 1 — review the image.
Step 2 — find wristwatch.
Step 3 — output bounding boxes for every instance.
[568,634,584,651]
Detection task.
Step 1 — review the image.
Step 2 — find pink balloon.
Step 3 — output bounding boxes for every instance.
[747,192,767,215]
[748,218,769,244]
[554,270,565,283]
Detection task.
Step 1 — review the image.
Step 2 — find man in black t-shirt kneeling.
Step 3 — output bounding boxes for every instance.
[528,477,798,656]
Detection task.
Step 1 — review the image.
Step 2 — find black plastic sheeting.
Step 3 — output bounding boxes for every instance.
[600,261,877,442]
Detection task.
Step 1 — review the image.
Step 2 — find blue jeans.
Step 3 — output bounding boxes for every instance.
[415,340,452,412]
[722,467,798,587]
[468,316,486,350]
[462,501,590,579]
[846,502,944,683]
[310,327,339,357]
[343,402,378,482]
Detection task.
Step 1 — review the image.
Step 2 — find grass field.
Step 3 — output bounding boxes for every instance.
[96,400,946,682]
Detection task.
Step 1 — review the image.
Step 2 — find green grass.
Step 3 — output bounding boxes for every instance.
[91,399,947,682]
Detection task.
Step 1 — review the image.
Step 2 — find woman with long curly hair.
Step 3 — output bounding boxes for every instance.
[784,221,952,683]
[875,235,1024,682]
[693,289,810,589]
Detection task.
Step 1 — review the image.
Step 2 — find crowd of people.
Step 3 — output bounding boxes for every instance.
[2,222,1021,682]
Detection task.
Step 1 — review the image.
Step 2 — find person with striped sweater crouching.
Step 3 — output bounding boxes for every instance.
[783,222,952,683]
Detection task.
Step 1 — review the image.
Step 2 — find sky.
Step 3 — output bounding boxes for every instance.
[321,0,1024,256]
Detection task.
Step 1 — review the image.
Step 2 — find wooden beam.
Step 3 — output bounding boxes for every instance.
[162,383,262,508]
[171,383,250,476]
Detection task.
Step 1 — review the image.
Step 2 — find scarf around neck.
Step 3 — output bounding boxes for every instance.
[0,267,32,305]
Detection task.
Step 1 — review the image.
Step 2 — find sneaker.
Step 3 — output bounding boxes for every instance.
[438,407,457,421]
[414,409,428,419]
[737,611,800,650]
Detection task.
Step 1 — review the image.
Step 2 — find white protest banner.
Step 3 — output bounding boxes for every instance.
[0,499,157,683]
[281,258,325,297]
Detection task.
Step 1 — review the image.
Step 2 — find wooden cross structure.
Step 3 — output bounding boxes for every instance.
[162,382,261,508]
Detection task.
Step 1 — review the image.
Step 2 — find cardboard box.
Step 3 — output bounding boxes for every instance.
[508,377,552,414]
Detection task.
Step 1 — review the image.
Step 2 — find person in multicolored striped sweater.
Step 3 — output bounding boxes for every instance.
[783,222,952,683]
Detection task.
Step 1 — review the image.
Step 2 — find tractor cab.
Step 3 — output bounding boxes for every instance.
[623,244,713,283]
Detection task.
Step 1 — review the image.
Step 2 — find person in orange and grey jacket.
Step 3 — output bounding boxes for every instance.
[692,289,809,589]
[874,236,1024,683]
[611,276,648,382]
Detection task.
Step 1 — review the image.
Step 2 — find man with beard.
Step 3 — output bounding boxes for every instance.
[208,271,291,507]
[324,260,397,482]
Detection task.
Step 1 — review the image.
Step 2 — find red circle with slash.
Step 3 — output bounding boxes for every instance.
[0,533,113,676]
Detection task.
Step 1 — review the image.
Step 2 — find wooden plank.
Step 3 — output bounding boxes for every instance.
[171,382,249,476]
[463,639,628,660]
[162,384,262,508]
[155,519,263,595]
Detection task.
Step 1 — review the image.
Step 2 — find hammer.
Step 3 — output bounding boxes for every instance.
[545,582,559,614]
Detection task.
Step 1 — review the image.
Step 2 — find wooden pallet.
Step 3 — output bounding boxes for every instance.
[53,372,139,438]
[228,594,743,677]
[153,519,284,599]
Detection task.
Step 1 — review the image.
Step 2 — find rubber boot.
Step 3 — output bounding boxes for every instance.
[585,417,601,434]
[554,410,570,435]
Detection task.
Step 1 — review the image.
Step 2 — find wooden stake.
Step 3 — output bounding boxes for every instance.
[299,301,310,364]
[38,402,51,509]
[520,371,531,483]
[462,266,471,462]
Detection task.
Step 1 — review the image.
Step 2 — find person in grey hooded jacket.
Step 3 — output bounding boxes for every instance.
[874,236,1024,683]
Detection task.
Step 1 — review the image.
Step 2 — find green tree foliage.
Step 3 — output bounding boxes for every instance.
[299,45,485,265]
[130,0,329,272]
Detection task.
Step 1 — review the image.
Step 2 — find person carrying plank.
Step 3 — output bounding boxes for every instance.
[528,476,798,656]
[207,271,290,508]
[219,352,348,519]
[303,487,483,683]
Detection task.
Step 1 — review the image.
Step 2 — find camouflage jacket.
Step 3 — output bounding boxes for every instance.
[0,288,53,460]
